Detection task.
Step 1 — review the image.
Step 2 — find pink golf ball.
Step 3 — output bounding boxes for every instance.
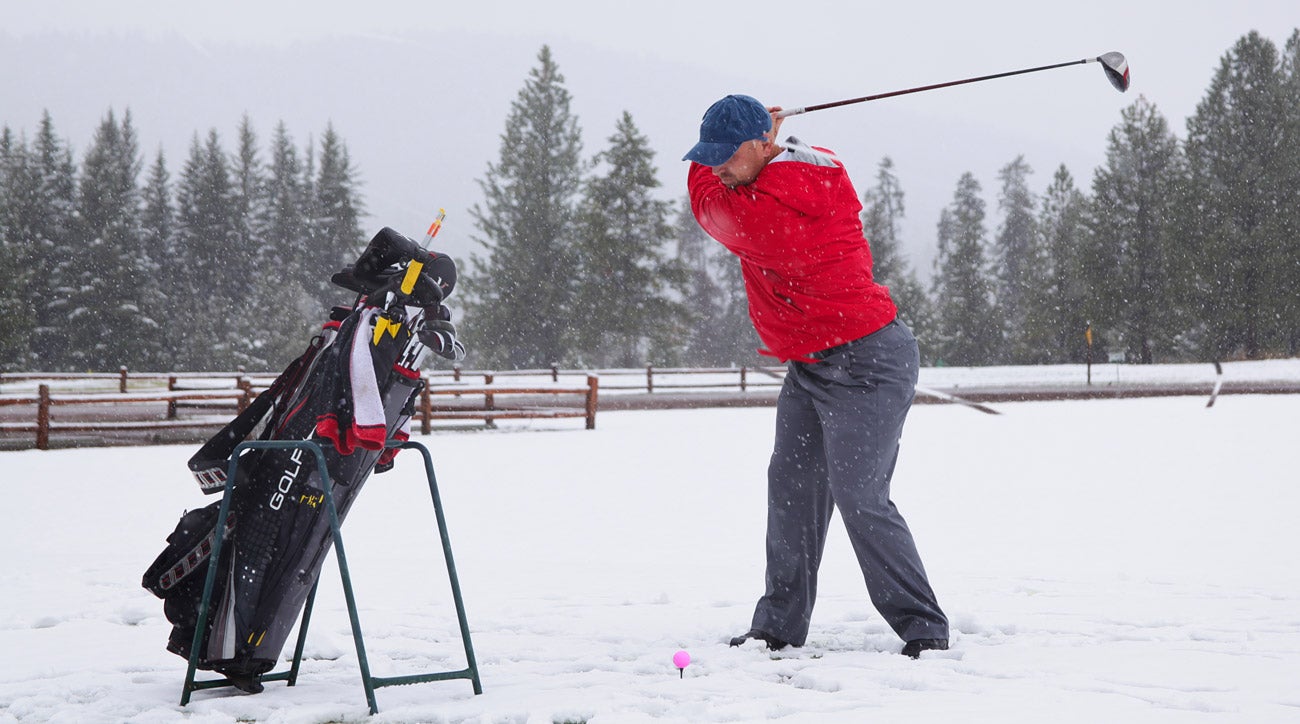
[673,650,691,669]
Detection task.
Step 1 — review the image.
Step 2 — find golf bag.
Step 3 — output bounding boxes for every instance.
[143,227,464,686]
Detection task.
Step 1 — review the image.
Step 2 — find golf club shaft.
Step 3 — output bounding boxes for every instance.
[776,57,1098,118]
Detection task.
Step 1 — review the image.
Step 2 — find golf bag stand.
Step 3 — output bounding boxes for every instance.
[180,438,482,714]
[144,226,478,713]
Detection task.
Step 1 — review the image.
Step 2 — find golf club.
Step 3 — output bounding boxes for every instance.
[775,52,1129,118]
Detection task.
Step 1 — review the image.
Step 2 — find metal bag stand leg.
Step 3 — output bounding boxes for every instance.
[180,439,482,714]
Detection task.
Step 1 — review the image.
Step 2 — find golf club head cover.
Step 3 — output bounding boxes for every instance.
[420,252,458,300]
[345,227,459,302]
[418,306,465,362]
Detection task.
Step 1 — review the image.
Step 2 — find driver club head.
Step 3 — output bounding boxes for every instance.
[1098,52,1130,92]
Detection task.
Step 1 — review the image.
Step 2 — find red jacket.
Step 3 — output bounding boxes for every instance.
[687,142,897,361]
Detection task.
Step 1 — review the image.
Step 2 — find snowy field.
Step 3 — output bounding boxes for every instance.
[1,390,1299,723]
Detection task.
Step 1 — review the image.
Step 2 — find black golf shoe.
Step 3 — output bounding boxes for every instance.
[729,628,793,651]
[901,638,948,658]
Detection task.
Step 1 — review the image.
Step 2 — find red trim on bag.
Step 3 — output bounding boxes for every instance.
[393,365,420,379]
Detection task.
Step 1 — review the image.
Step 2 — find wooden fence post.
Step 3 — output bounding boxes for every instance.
[585,375,599,430]
[167,376,179,419]
[421,378,432,435]
[237,377,253,413]
[484,373,495,428]
[552,364,559,382]
[36,384,50,450]
[646,365,654,394]
[119,366,129,393]
[740,367,747,392]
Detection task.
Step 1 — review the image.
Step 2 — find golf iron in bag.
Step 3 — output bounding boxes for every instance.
[142,222,465,693]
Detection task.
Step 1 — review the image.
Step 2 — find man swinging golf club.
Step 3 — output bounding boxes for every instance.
[683,94,948,658]
[682,54,1126,659]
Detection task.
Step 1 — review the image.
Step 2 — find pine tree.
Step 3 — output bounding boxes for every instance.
[1037,165,1092,362]
[265,123,308,261]
[138,149,175,369]
[1279,29,1300,355]
[674,197,723,364]
[465,45,583,368]
[28,112,79,369]
[569,111,686,367]
[230,116,266,278]
[223,116,312,368]
[1184,31,1290,359]
[253,121,319,365]
[171,129,241,370]
[1091,97,1185,363]
[930,172,998,366]
[0,127,34,368]
[306,124,364,312]
[859,157,933,359]
[990,156,1049,363]
[861,158,908,284]
[63,109,156,370]
[141,151,174,264]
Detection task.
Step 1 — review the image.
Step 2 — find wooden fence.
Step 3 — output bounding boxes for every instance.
[421,365,786,393]
[5,364,1299,451]
[0,364,781,395]
[0,385,252,450]
[0,364,777,450]
[417,374,600,433]
[0,372,603,450]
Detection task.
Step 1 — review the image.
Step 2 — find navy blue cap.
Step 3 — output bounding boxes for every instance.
[682,94,771,166]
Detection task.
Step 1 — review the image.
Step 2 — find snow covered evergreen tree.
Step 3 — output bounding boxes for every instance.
[170,130,242,370]
[1037,165,1092,362]
[859,157,933,361]
[254,122,319,365]
[27,113,79,369]
[0,128,34,368]
[136,149,176,369]
[222,116,312,368]
[990,156,1050,363]
[930,172,998,366]
[229,117,267,279]
[1184,32,1290,359]
[141,151,174,270]
[671,198,722,365]
[1278,29,1300,355]
[569,111,687,367]
[62,109,159,370]
[265,123,308,264]
[306,124,364,312]
[1090,96,1185,363]
[465,45,583,368]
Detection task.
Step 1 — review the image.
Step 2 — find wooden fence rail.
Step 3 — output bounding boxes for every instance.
[1,374,602,449]
[2,365,778,395]
[418,374,600,433]
[0,366,270,393]
[0,385,255,450]
[420,365,785,393]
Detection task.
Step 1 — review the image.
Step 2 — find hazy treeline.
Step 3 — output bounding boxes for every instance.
[2,30,1297,372]
[0,112,365,371]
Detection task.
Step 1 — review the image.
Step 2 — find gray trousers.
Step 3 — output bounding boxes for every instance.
[751,320,948,645]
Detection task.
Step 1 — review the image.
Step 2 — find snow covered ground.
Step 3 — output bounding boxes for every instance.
[2,388,1298,723]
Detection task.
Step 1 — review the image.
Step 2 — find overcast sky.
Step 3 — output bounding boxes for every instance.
[4,1,1297,275]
